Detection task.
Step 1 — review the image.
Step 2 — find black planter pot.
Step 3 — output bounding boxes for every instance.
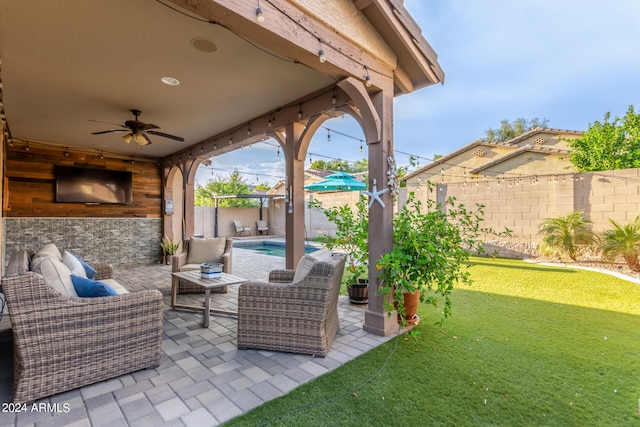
[347,280,368,304]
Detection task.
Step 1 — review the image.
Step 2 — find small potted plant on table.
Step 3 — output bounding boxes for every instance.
[160,235,179,265]
[308,195,369,304]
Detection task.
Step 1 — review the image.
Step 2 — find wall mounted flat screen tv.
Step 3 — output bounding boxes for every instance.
[56,166,133,204]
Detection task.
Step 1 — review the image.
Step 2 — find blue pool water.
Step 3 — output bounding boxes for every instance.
[235,241,319,258]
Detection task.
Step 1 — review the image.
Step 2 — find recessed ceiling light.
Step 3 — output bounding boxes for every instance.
[161,77,180,86]
[191,37,218,53]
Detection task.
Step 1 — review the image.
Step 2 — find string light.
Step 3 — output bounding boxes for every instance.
[256,6,264,23]
[318,49,326,63]
[364,66,372,87]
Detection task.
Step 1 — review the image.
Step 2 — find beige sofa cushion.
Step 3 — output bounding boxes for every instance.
[34,243,63,262]
[99,278,129,295]
[187,238,226,265]
[31,256,78,297]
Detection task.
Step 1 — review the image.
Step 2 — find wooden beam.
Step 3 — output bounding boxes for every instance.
[393,66,415,94]
[163,85,349,167]
[337,77,381,144]
[353,0,374,10]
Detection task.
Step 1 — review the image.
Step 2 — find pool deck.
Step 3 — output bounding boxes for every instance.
[0,244,396,427]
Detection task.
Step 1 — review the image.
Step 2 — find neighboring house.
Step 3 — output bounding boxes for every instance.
[402,128,583,188]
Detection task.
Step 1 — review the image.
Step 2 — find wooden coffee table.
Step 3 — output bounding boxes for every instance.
[171,270,246,327]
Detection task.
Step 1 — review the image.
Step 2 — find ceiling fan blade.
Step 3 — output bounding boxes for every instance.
[91,129,128,135]
[147,130,184,142]
[142,123,160,131]
[88,119,128,128]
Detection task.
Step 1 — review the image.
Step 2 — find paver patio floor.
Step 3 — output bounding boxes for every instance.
[0,248,394,426]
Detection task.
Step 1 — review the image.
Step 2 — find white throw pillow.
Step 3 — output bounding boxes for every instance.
[63,251,87,278]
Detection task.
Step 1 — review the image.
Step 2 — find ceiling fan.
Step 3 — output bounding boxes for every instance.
[90,109,184,146]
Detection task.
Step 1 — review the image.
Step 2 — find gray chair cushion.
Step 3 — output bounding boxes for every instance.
[293,254,317,283]
[5,250,31,277]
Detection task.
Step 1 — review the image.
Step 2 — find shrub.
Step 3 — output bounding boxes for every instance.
[538,211,598,261]
[601,216,640,271]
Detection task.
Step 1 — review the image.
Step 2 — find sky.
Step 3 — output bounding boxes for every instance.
[196,0,640,187]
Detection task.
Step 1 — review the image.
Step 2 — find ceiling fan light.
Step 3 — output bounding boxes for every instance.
[134,131,149,145]
[122,133,133,144]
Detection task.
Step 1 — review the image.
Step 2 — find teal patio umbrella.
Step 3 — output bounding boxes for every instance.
[304,171,366,191]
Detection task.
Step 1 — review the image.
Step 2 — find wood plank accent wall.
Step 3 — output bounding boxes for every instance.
[4,144,162,218]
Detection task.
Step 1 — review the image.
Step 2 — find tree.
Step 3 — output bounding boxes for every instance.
[309,158,367,173]
[538,211,598,261]
[569,105,640,171]
[484,117,549,142]
[195,170,258,207]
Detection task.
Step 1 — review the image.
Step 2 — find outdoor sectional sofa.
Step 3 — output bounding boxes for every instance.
[1,244,163,404]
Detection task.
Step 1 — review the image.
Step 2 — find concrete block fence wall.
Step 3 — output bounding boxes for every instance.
[3,218,162,268]
[202,191,368,241]
[194,206,270,238]
[401,168,640,258]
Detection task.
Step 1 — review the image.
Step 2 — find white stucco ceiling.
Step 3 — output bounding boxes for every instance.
[0,0,334,158]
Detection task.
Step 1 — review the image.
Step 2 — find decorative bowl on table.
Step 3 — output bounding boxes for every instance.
[200,262,222,279]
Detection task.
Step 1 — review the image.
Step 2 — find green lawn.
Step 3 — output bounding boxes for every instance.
[224,257,640,426]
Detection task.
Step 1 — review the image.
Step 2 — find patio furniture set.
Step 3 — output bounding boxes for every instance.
[0,238,346,404]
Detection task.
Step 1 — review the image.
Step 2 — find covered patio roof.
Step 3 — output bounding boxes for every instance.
[0,0,443,160]
[0,0,444,337]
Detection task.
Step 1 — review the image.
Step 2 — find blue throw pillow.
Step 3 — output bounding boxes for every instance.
[71,275,117,297]
[69,252,97,279]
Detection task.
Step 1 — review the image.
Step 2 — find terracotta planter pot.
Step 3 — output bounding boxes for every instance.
[347,281,368,304]
[396,290,420,326]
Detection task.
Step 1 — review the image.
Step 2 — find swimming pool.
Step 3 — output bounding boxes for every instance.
[235,241,319,258]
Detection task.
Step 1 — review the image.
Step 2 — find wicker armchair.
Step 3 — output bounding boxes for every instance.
[237,251,346,357]
[172,237,233,293]
[1,266,163,404]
